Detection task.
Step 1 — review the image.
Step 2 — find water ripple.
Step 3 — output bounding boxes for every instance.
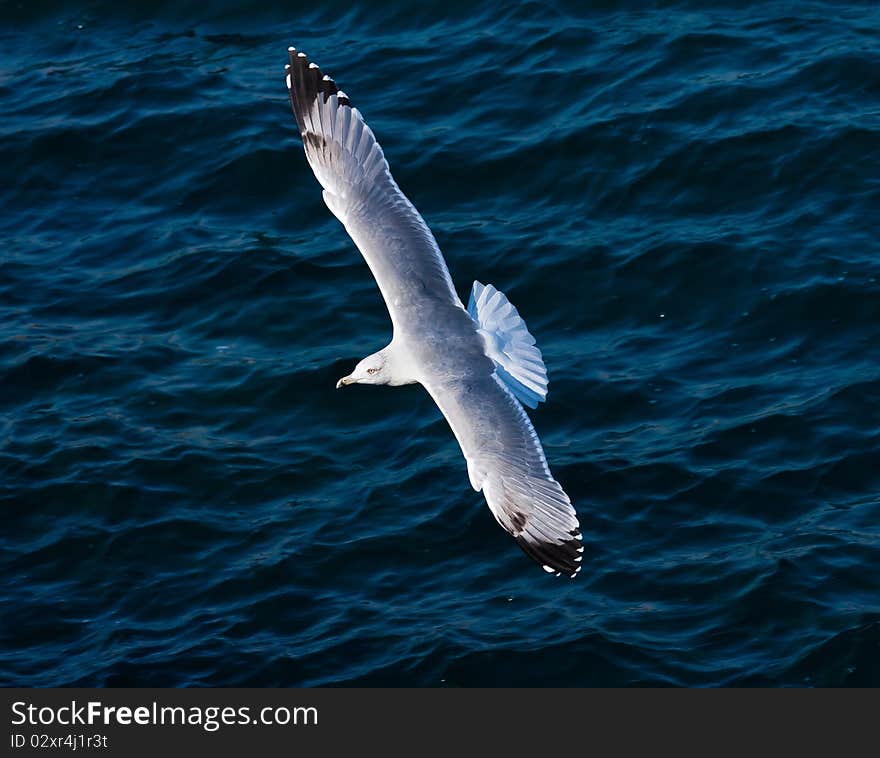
[2,0,879,686]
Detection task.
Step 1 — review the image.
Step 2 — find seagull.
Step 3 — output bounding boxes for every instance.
[284,48,583,577]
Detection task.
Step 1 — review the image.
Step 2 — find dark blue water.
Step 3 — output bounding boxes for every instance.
[2,0,879,687]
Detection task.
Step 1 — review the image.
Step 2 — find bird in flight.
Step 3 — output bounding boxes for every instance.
[284,48,582,577]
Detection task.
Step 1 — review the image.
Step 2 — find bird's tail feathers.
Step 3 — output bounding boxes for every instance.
[468,281,548,409]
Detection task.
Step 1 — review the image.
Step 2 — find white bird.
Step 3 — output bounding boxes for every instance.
[284,48,583,577]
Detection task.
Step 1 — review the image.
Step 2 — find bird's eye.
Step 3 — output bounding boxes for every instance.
[366,368,378,375]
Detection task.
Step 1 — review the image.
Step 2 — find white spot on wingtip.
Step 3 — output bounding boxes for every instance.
[337,90,348,99]
[542,565,554,573]
[285,74,291,89]
[297,52,306,58]
[309,62,319,69]
[322,74,331,81]
[284,64,290,71]
[574,555,582,562]
[576,546,584,553]
[288,46,296,52]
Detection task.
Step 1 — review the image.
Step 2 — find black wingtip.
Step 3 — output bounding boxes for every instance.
[515,529,584,579]
[284,47,352,136]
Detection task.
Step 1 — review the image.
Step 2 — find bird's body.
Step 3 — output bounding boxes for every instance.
[285,48,583,576]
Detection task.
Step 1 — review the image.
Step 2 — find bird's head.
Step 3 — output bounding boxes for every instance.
[336,351,390,388]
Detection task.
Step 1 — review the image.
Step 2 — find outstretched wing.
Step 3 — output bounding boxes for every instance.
[423,372,583,577]
[285,48,463,335]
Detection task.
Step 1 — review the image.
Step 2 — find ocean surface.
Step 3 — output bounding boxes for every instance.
[2,0,879,687]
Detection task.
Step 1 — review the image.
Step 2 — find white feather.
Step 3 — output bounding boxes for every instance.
[467,282,548,408]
